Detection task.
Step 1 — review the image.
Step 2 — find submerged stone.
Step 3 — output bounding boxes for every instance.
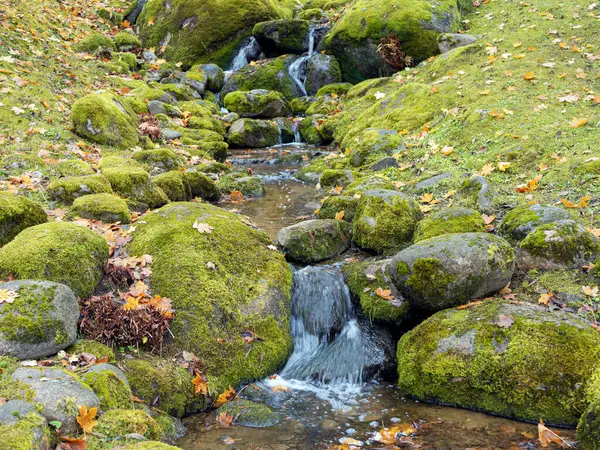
[218,399,281,428]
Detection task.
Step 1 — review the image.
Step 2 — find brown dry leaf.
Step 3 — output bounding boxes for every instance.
[215,386,236,407]
[0,289,19,304]
[420,192,434,204]
[457,300,483,310]
[538,419,571,448]
[192,370,208,396]
[583,286,599,297]
[216,411,234,428]
[193,220,214,234]
[538,292,554,305]
[76,405,98,434]
[495,314,515,328]
[482,214,496,225]
[271,385,291,392]
[335,210,345,221]
[375,287,394,301]
[59,436,87,450]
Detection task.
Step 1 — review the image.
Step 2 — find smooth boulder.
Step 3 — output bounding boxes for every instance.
[223,89,292,118]
[413,207,486,242]
[0,193,47,247]
[499,203,574,243]
[390,233,515,312]
[227,118,279,148]
[277,219,351,263]
[253,19,310,56]
[305,54,342,96]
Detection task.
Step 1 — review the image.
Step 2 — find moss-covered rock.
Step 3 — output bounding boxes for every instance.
[319,169,353,188]
[82,364,133,411]
[277,219,351,263]
[346,176,395,194]
[298,8,323,21]
[71,93,139,149]
[352,189,422,254]
[115,51,138,71]
[390,233,515,312]
[317,195,360,222]
[70,193,131,223]
[127,203,292,392]
[123,356,205,418]
[290,96,317,114]
[578,399,600,450]
[0,280,78,360]
[192,64,225,91]
[98,156,145,171]
[0,222,109,298]
[397,301,600,426]
[93,409,162,441]
[66,340,115,362]
[137,0,290,68]
[306,54,342,96]
[125,87,175,114]
[114,31,142,50]
[102,167,169,211]
[132,149,183,175]
[299,115,326,145]
[0,410,50,450]
[227,118,279,148]
[0,193,47,247]
[224,89,292,118]
[343,259,410,324]
[47,175,113,204]
[218,399,281,428]
[55,159,95,177]
[152,171,186,202]
[159,83,198,101]
[499,204,574,244]
[516,220,599,271]
[186,116,227,135]
[221,56,299,99]
[253,19,310,56]
[343,128,404,167]
[217,174,266,197]
[74,33,116,53]
[414,207,485,242]
[316,82,353,97]
[324,0,461,82]
[181,170,221,201]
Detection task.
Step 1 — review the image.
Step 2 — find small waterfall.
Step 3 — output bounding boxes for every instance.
[288,26,318,97]
[276,122,283,146]
[278,267,367,384]
[230,37,261,71]
[292,121,302,144]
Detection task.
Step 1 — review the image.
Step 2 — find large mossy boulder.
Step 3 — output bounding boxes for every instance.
[137,0,290,68]
[223,90,292,118]
[0,222,109,298]
[0,408,50,450]
[578,399,600,450]
[227,118,279,148]
[11,367,100,434]
[516,220,599,271]
[0,193,47,247]
[276,219,351,263]
[71,93,139,149]
[323,0,461,82]
[253,19,310,56]
[390,233,515,312]
[342,128,404,167]
[397,301,600,426]
[0,280,78,360]
[192,64,225,91]
[132,149,183,175]
[317,195,360,223]
[221,56,299,99]
[127,203,293,391]
[47,175,113,204]
[92,409,163,441]
[73,33,116,53]
[82,364,133,411]
[102,167,169,211]
[306,54,342,96]
[70,193,131,224]
[499,203,574,243]
[352,189,422,254]
[414,207,485,242]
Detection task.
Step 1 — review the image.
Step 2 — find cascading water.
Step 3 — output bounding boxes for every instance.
[230,37,262,71]
[288,26,317,97]
[264,266,374,408]
[292,120,302,144]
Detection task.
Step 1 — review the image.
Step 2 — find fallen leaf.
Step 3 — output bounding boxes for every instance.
[420,193,434,204]
[215,386,236,407]
[271,385,291,392]
[570,117,588,128]
[583,286,599,297]
[497,162,511,171]
[495,314,515,328]
[76,405,97,434]
[524,71,535,80]
[375,287,394,301]
[538,292,554,305]
[538,419,571,448]
[335,210,345,221]
[0,289,19,304]
[216,411,234,428]
[193,220,214,234]
[192,370,208,396]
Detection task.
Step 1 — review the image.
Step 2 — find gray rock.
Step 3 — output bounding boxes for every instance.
[369,157,399,172]
[183,77,206,96]
[12,367,100,434]
[0,400,36,424]
[223,89,292,118]
[438,33,479,54]
[227,118,279,148]
[273,117,295,143]
[0,280,78,360]
[277,219,351,263]
[415,172,452,190]
[253,19,311,56]
[218,399,281,428]
[499,203,574,243]
[306,54,342,96]
[147,100,167,116]
[463,175,495,213]
[516,220,599,271]
[85,363,129,387]
[196,64,225,91]
[390,232,515,312]
[161,129,183,140]
[125,0,148,24]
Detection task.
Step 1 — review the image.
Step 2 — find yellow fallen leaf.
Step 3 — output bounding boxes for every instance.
[497,162,511,171]
[335,210,345,221]
[524,71,535,80]
[570,117,588,128]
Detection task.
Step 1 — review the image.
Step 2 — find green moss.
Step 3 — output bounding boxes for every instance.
[0,357,35,402]
[342,128,404,167]
[0,193,47,246]
[253,19,310,54]
[70,193,131,223]
[102,167,169,210]
[83,371,134,411]
[278,219,351,263]
[343,260,410,323]
[498,204,573,243]
[125,87,171,114]
[290,97,316,114]
[74,33,116,53]
[397,301,600,426]
[132,149,183,174]
[123,357,205,418]
[186,117,227,135]
[316,82,353,97]
[55,159,95,177]
[227,118,279,148]
[178,102,214,118]
[218,399,280,427]
[103,60,131,75]
[112,442,179,450]
[0,222,109,298]
[406,257,457,305]
[298,8,323,21]
[223,56,297,99]
[127,202,293,393]
[88,409,162,449]
[98,156,144,171]
[352,191,422,253]
[182,171,221,201]
[158,84,195,101]
[223,90,291,118]
[66,340,116,362]
[114,31,142,50]
[0,412,51,450]
[152,171,186,202]
[299,116,325,145]
[317,195,359,222]
[47,175,113,204]
[319,169,351,188]
[414,207,485,242]
[216,174,266,197]
[114,52,138,71]
[71,93,139,149]
[577,400,600,450]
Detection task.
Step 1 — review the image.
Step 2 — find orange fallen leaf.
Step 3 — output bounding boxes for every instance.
[457,300,483,310]
[76,405,97,434]
[335,210,345,221]
[375,287,393,301]
[216,411,234,428]
[524,71,535,80]
[515,175,542,193]
[570,117,588,128]
[215,386,236,407]
[538,419,571,448]
[230,190,244,203]
[538,292,554,305]
[271,385,291,392]
[192,370,208,396]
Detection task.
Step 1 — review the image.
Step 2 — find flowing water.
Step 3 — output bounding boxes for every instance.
[229,37,262,72]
